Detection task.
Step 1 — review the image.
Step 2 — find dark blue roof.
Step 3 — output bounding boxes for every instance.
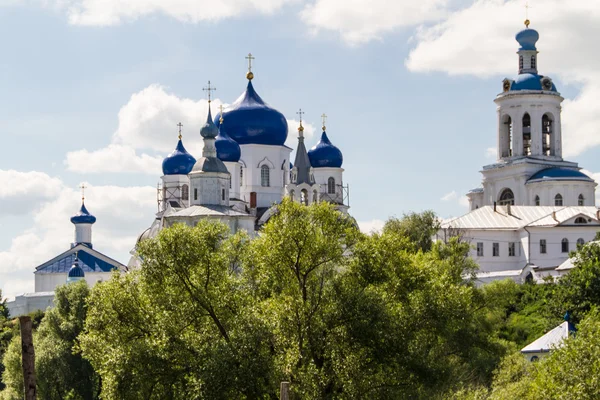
[36,249,119,274]
[510,73,557,92]
[516,28,539,51]
[200,106,218,139]
[308,131,343,168]
[70,203,96,225]
[162,139,196,175]
[214,80,288,146]
[528,168,593,182]
[215,123,241,162]
[68,258,85,278]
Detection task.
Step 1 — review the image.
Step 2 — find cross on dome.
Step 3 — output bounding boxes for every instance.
[79,183,87,202]
[203,81,216,103]
[296,108,305,134]
[321,113,327,131]
[177,122,183,139]
[219,104,224,124]
[245,53,255,80]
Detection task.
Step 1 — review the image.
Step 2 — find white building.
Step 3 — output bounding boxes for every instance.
[439,23,599,284]
[133,66,350,265]
[7,200,126,317]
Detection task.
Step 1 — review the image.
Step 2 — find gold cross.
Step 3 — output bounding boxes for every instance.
[219,104,224,124]
[79,183,87,202]
[203,80,216,103]
[525,1,531,27]
[177,122,183,139]
[321,113,327,131]
[296,108,304,123]
[245,53,255,72]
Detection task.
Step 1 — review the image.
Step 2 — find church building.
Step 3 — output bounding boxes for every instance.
[439,22,600,284]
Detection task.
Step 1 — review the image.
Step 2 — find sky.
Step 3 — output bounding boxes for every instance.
[2,0,600,299]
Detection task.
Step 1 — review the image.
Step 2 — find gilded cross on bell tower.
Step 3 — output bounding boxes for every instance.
[203,81,216,103]
[296,108,305,135]
[524,1,531,27]
[79,183,87,203]
[321,113,327,131]
[177,122,183,140]
[245,53,255,80]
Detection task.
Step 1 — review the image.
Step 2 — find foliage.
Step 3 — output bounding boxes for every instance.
[383,210,440,253]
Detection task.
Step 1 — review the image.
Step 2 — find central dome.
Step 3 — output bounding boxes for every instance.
[214,80,288,146]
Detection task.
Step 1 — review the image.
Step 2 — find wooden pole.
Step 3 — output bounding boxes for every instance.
[19,316,36,400]
[280,381,290,400]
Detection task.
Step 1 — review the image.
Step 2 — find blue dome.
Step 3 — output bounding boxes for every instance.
[528,168,593,182]
[200,106,218,139]
[516,28,539,51]
[511,73,557,92]
[70,203,96,225]
[214,80,288,146]
[215,123,241,162]
[308,131,343,168]
[68,257,85,278]
[162,139,196,175]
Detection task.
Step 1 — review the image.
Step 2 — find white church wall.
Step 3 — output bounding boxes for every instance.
[463,229,526,273]
[526,181,596,207]
[528,226,599,269]
[313,167,344,205]
[35,272,112,292]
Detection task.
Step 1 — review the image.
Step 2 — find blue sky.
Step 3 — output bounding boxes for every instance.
[2,0,600,298]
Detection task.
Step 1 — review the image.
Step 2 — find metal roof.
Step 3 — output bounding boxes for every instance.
[167,205,251,218]
[521,321,575,353]
[35,245,125,275]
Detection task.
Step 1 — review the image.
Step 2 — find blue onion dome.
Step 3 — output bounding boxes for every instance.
[162,139,196,175]
[528,167,593,183]
[70,202,97,225]
[200,105,219,139]
[511,73,557,91]
[214,80,288,146]
[516,27,539,51]
[215,122,241,162]
[308,131,343,168]
[68,255,85,278]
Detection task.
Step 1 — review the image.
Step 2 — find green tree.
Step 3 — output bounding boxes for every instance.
[383,210,440,253]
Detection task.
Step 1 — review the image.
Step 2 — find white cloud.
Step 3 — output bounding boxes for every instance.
[0,173,156,300]
[65,144,163,175]
[0,170,63,216]
[285,119,316,149]
[406,0,600,157]
[485,147,496,159]
[581,169,600,205]
[49,0,298,26]
[441,190,457,201]
[441,189,469,209]
[358,219,385,233]
[300,0,448,45]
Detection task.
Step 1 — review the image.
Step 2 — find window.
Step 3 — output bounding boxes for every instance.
[531,55,536,70]
[540,239,547,254]
[194,188,198,201]
[530,356,539,362]
[222,188,225,201]
[476,242,484,257]
[577,238,585,247]
[578,194,585,206]
[535,195,540,206]
[300,189,308,205]
[575,217,588,224]
[182,184,189,200]
[501,115,513,158]
[289,190,294,201]
[261,165,270,187]
[229,176,231,189]
[313,190,318,203]
[509,242,516,257]
[519,55,524,72]
[561,238,569,253]
[240,167,243,187]
[493,242,499,257]
[498,189,515,206]
[542,114,552,156]
[555,193,563,206]
[523,113,531,155]
[327,177,336,194]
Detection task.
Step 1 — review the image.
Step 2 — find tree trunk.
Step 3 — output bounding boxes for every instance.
[19,316,36,400]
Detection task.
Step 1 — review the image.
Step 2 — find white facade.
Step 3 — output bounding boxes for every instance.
[160,174,191,210]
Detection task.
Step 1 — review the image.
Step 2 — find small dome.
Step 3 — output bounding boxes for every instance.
[516,28,539,51]
[527,168,593,183]
[68,256,85,278]
[308,131,343,168]
[215,124,241,162]
[162,139,196,175]
[510,73,557,92]
[70,202,96,225]
[214,80,288,146]
[200,106,219,139]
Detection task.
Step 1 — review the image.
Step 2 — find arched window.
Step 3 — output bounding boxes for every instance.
[300,189,308,205]
[542,114,553,156]
[502,115,513,158]
[289,190,295,201]
[555,193,563,206]
[574,217,588,224]
[522,113,531,156]
[577,238,585,247]
[327,177,336,194]
[313,190,318,203]
[181,184,189,201]
[578,194,585,206]
[561,238,569,253]
[498,189,515,206]
[531,55,536,70]
[519,55,524,73]
[240,167,243,187]
[530,355,539,362]
[534,195,540,206]
[261,165,270,187]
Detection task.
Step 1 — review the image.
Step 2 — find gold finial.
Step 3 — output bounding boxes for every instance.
[321,113,327,131]
[177,122,183,140]
[219,104,224,124]
[79,183,87,203]
[296,108,305,132]
[524,1,531,27]
[203,80,216,103]
[245,53,255,80]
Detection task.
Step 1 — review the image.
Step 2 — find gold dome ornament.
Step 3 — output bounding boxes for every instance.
[524,19,530,28]
[245,53,255,80]
[246,71,254,80]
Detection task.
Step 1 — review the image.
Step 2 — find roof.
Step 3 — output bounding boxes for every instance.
[35,244,126,275]
[441,206,599,230]
[528,167,593,183]
[521,321,575,353]
[70,202,96,225]
[165,204,251,218]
